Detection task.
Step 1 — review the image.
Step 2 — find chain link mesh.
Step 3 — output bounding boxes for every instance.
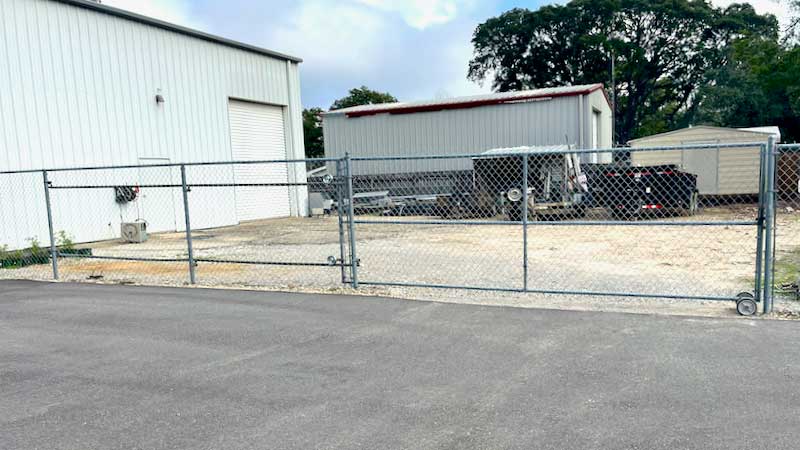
[0,143,795,311]
[776,144,800,299]
[0,171,52,280]
[347,146,761,300]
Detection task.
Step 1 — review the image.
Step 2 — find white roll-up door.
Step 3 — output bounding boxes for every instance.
[228,99,290,222]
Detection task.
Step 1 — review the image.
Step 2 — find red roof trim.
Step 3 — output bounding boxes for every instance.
[344,84,609,118]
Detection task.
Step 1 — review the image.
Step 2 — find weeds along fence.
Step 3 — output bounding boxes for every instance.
[0,140,796,315]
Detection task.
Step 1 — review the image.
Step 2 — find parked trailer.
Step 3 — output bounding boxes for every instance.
[591,165,699,219]
[473,146,589,221]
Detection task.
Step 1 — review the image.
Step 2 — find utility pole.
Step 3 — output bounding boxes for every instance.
[610,48,616,147]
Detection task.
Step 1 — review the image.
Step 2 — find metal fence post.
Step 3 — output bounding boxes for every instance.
[335,160,347,284]
[754,144,766,304]
[344,154,359,288]
[42,170,59,280]
[522,154,529,292]
[763,136,777,314]
[180,165,197,285]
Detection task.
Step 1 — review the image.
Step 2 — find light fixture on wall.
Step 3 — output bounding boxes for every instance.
[155,88,165,106]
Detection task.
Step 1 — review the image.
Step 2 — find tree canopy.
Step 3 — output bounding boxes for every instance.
[468,0,782,143]
[330,86,398,111]
[302,107,324,159]
[693,36,800,141]
[302,87,398,158]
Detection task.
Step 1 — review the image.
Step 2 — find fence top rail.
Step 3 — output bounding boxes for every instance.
[0,141,770,175]
[0,157,344,175]
[777,143,800,149]
[348,141,767,162]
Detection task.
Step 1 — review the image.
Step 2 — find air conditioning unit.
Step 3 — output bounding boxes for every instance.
[121,221,148,243]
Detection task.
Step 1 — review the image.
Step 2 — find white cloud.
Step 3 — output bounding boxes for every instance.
[358,0,474,29]
[267,1,385,73]
[102,0,200,28]
[261,0,492,107]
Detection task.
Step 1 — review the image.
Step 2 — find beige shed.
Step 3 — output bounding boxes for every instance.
[628,126,780,196]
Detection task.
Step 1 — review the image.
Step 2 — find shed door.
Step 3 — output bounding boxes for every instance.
[681,140,719,195]
[228,99,290,222]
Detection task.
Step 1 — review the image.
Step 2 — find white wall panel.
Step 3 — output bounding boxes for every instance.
[0,0,306,249]
[0,0,296,170]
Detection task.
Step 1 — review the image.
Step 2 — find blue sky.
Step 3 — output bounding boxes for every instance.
[104,0,793,110]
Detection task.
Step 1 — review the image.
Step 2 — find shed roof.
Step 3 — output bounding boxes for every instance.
[628,125,781,144]
[325,84,608,118]
[475,145,573,158]
[52,0,302,63]
[737,126,781,141]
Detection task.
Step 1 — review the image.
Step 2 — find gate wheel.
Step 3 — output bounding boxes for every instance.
[736,298,757,316]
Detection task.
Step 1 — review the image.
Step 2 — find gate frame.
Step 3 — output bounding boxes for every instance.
[345,142,774,313]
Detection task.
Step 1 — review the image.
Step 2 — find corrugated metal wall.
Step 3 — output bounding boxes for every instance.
[0,0,306,249]
[323,93,612,175]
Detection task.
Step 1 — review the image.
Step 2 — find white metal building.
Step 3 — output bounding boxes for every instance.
[322,84,613,175]
[628,125,780,196]
[0,0,307,249]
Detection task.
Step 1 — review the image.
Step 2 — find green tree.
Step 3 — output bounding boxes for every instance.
[303,107,324,158]
[330,86,397,111]
[468,0,777,144]
[694,37,800,142]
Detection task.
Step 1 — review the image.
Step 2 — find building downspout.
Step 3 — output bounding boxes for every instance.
[578,94,585,149]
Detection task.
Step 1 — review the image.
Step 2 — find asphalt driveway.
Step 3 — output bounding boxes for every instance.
[1,280,799,449]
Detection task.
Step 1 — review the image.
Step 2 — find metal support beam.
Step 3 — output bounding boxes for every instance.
[344,154,359,288]
[42,170,59,280]
[754,144,767,305]
[335,160,347,284]
[180,165,197,285]
[763,136,777,314]
[522,155,529,292]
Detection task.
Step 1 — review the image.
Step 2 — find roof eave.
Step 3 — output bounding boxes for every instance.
[51,0,303,63]
[327,84,608,118]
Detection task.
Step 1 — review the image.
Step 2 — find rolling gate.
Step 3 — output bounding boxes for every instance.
[339,141,781,316]
[0,141,788,315]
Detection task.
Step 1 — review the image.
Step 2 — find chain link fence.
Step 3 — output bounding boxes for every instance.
[776,143,800,300]
[0,141,794,315]
[348,144,765,310]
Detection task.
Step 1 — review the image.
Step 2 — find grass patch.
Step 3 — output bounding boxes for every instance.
[775,247,800,289]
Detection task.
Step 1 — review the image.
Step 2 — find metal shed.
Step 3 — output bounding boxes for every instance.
[322,84,613,176]
[0,0,307,249]
[628,126,780,196]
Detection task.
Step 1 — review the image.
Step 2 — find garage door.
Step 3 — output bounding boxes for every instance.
[228,99,290,222]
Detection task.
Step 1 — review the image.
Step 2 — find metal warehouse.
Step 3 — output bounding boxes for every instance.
[322,84,613,176]
[629,125,781,196]
[0,0,306,250]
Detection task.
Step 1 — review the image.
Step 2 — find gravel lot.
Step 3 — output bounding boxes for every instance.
[2,206,799,318]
